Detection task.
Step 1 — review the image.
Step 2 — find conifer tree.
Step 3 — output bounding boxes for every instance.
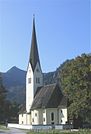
[0,73,7,122]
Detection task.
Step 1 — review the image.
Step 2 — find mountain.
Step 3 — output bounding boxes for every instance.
[2,67,26,104]
[1,66,59,104]
[2,66,26,87]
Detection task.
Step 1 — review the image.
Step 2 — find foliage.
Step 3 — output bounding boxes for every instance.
[60,54,91,125]
[0,73,7,123]
[27,129,91,134]
[0,73,6,103]
[0,125,9,130]
[4,101,19,123]
[0,73,19,123]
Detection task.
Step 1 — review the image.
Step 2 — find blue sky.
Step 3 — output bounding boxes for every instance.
[0,0,90,73]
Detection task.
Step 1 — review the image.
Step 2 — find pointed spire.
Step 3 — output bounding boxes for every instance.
[29,16,40,71]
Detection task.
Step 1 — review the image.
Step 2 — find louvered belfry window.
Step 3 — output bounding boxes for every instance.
[28,78,31,83]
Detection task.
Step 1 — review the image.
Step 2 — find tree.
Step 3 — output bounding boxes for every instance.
[60,54,91,126]
[0,73,19,123]
[0,73,7,122]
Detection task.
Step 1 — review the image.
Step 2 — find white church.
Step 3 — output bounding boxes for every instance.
[19,17,68,125]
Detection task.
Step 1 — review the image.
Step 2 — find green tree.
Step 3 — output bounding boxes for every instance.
[60,54,91,125]
[0,73,7,123]
[0,73,19,123]
[9,101,19,123]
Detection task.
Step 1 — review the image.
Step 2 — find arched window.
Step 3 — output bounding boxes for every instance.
[43,118,45,122]
[51,112,54,121]
[36,78,40,83]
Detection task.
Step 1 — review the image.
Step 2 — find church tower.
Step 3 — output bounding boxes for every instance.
[26,17,43,113]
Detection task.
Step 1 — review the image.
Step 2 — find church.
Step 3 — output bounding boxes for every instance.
[19,17,67,125]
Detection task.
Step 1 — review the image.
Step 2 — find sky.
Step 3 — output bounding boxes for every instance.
[0,0,90,73]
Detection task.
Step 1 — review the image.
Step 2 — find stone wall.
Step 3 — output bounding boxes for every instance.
[8,123,73,130]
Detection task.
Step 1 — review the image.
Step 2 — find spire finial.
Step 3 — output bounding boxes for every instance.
[33,14,35,22]
[33,14,35,18]
[33,14,35,27]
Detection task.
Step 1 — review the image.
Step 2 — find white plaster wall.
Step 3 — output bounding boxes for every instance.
[19,114,22,124]
[38,109,43,124]
[31,108,67,125]
[19,108,67,125]
[19,114,27,124]
[46,108,58,125]
[44,108,67,125]
[19,113,31,125]
[31,109,44,125]
[26,62,43,113]
[26,63,34,113]
[31,110,39,125]
[8,123,33,129]
[34,62,43,93]
[59,108,67,124]
[43,109,47,125]
[26,114,31,125]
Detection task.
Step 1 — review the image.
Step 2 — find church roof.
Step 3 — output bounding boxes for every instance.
[31,83,67,110]
[29,17,40,71]
[18,104,26,114]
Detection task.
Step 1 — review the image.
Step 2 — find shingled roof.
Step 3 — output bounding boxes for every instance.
[29,17,40,71]
[31,83,67,110]
[18,104,26,114]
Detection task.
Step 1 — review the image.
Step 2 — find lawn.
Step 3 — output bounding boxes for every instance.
[27,129,91,134]
[0,125,9,130]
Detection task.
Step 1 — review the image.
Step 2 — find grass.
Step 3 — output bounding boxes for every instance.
[27,129,91,134]
[0,124,9,130]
